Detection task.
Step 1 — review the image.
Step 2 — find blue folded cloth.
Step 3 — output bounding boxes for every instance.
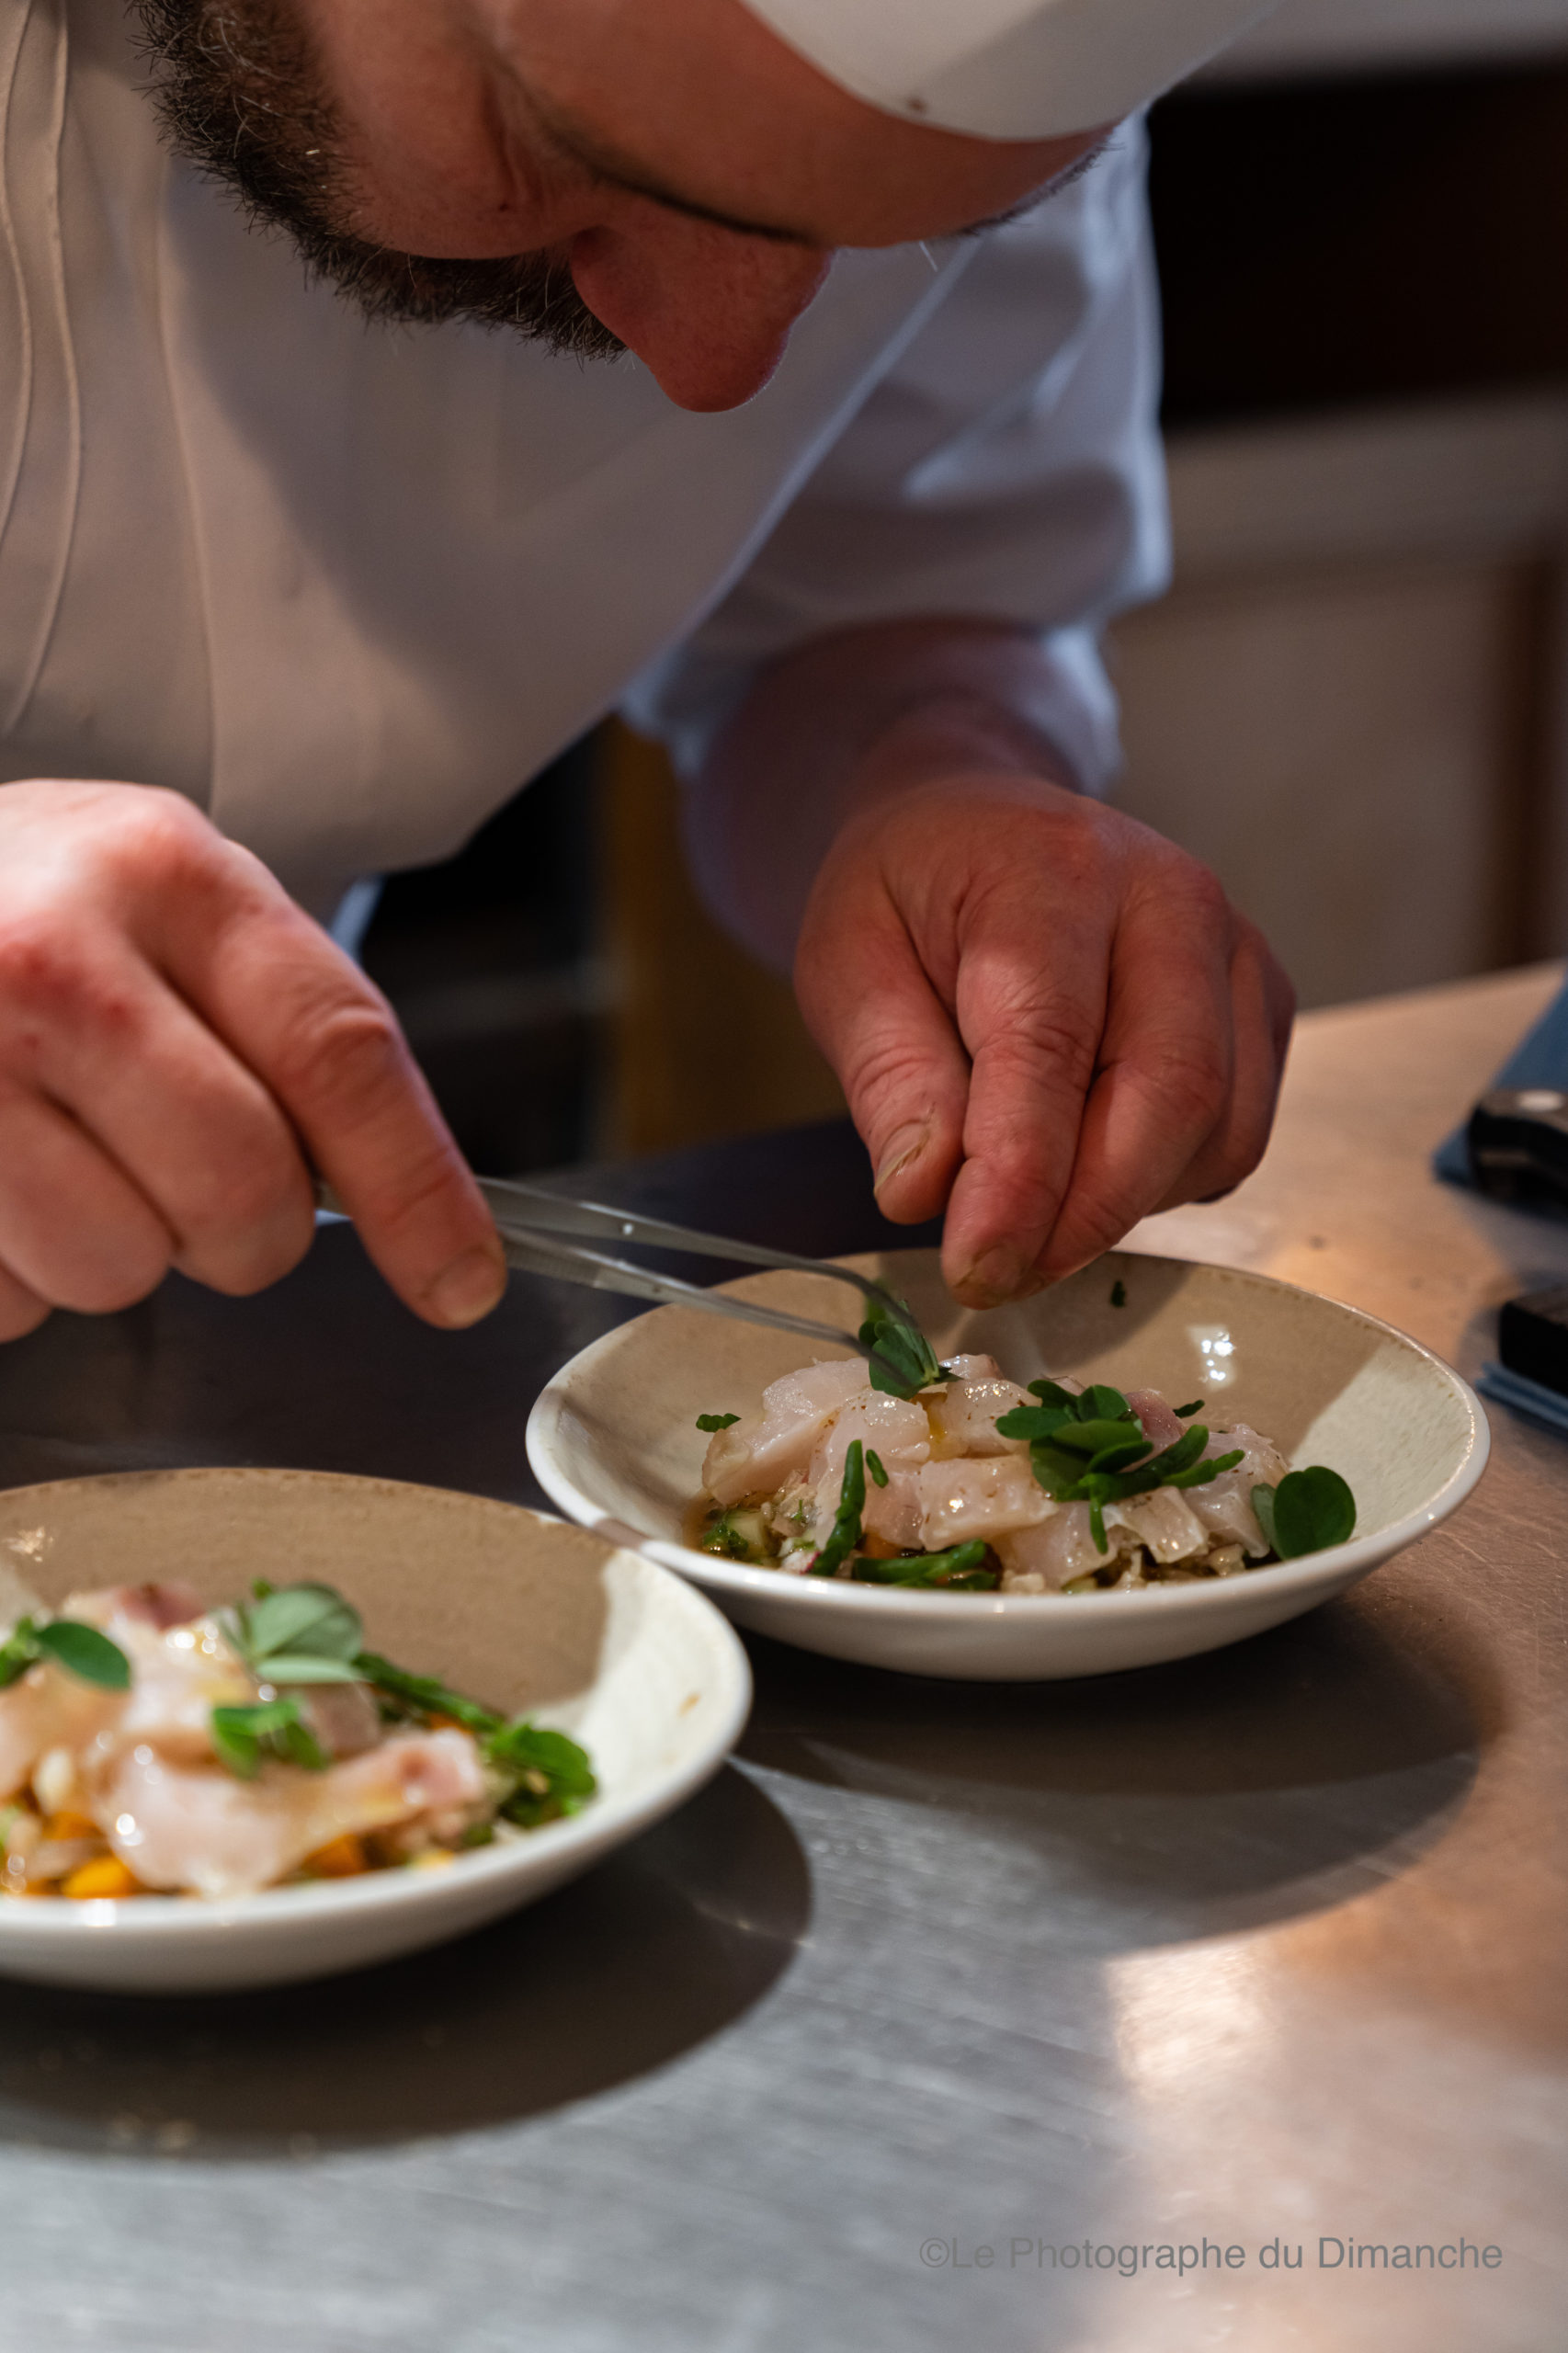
[1475,1359,1568,1436]
[1435,972,1568,1185]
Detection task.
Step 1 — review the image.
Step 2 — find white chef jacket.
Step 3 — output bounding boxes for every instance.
[0,0,1168,921]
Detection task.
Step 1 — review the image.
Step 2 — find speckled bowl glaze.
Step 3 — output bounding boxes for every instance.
[527,1250,1489,1682]
[0,1469,750,1993]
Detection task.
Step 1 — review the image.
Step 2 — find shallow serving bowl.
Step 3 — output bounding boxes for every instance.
[0,1467,750,1993]
[527,1250,1489,1683]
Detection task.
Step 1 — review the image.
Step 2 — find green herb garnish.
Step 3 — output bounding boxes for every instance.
[696,1412,740,1432]
[808,1440,867,1576]
[0,1616,131,1692]
[210,1697,328,1779]
[858,1293,947,1399]
[1109,1279,1127,1308]
[1252,1468,1356,1559]
[865,1449,889,1488]
[226,1580,366,1686]
[998,1385,1244,1553]
[353,1653,597,1826]
[849,1543,997,1590]
[1174,1401,1204,1417]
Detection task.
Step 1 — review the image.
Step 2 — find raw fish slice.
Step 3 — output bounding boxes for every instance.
[106,1614,256,1763]
[916,1457,1053,1548]
[1186,1422,1290,1555]
[97,1729,489,1899]
[807,1393,931,1542]
[995,1503,1136,1592]
[924,1373,1035,1460]
[1105,1484,1209,1563]
[703,1358,869,1506]
[1124,1390,1186,1452]
[0,1667,123,1804]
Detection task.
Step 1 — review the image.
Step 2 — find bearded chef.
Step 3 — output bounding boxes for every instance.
[0,0,1290,1339]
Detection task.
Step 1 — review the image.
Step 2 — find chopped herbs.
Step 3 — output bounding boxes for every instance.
[0,1616,131,1692]
[858,1291,947,1399]
[1252,1467,1357,1558]
[1109,1279,1128,1308]
[807,1440,867,1576]
[695,1412,740,1432]
[1174,1400,1204,1417]
[865,1449,890,1488]
[698,1506,771,1562]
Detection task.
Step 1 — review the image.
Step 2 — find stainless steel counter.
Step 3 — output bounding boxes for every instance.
[0,966,1562,2353]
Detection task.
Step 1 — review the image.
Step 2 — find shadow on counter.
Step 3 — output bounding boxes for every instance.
[0,1765,809,2161]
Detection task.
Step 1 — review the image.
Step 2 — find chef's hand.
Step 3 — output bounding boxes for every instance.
[793,769,1293,1306]
[0,779,506,1338]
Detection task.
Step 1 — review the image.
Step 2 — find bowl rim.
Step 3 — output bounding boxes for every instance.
[0,1469,753,1946]
[525,1250,1492,1620]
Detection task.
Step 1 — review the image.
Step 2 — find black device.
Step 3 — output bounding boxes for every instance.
[1497,1284,1568,1399]
[1466,1087,1568,1212]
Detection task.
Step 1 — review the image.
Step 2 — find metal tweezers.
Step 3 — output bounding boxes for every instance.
[315,1174,917,1377]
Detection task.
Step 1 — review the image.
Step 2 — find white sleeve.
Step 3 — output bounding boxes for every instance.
[619,119,1169,795]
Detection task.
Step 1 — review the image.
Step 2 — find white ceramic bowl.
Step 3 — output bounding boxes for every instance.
[527,1249,1489,1682]
[0,1468,750,1993]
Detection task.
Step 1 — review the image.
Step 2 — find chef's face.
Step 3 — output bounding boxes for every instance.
[139,0,1108,412]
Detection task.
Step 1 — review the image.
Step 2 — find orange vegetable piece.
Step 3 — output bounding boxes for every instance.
[43,1810,99,1843]
[302,1834,369,1879]
[60,1857,142,1900]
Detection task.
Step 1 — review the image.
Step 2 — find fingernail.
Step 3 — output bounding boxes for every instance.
[873,1121,930,1197]
[425,1243,507,1328]
[954,1245,1031,1306]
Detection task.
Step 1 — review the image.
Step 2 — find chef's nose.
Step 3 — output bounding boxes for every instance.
[567,223,834,412]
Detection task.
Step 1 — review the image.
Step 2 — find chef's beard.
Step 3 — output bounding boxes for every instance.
[133,0,626,357]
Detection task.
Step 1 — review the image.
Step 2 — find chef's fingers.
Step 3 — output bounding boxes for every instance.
[0,1256,52,1342]
[0,940,320,1299]
[935,857,1115,1306]
[153,852,506,1328]
[0,1086,176,1312]
[1150,915,1294,1214]
[793,838,969,1227]
[1028,857,1244,1283]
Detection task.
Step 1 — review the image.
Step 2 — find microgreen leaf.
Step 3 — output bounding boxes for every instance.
[995,1402,1074,1442]
[488,1721,597,1826]
[251,1654,365,1686]
[849,1542,997,1590]
[0,1619,41,1691]
[1174,1401,1204,1417]
[1085,1437,1154,1477]
[1165,1448,1243,1490]
[234,1582,363,1681]
[695,1412,740,1432]
[1047,1416,1146,1457]
[1076,1383,1133,1423]
[865,1449,889,1488]
[1258,1468,1357,1558]
[0,1615,131,1692]
[33,1620,131,1690]
[1251,1483,1278,1552]
[808,1440,866,1577]
[1028,1379,1080,1409]
[210,1697,327,1779]
[858,1294,944,1399]
[1109,1279,1127,1308]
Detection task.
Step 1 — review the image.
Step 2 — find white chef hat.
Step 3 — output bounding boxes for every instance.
[738,0,1280,140]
